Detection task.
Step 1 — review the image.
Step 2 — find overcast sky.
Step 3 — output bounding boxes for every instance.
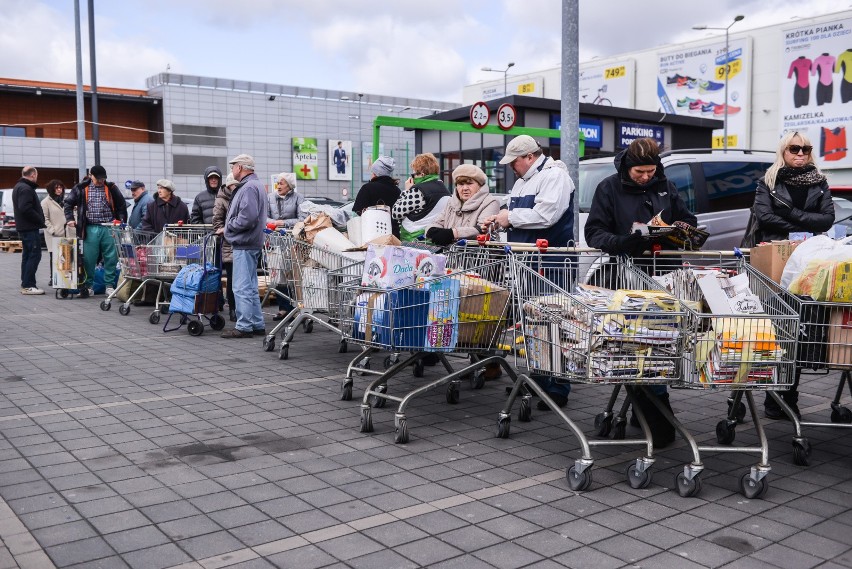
[1,0,848,103]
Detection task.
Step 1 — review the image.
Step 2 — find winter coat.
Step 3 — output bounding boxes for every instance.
[64,178,128,239]
[267,190,307,228]
[11,177,45,232]
[190,166,222,224]
[392,178,451,240]
[141,194,190,233]
[41,195,66,237]
[353,176,401,237]
[428,186,501,240]
[212,183,238,263]
[585,149,697,254]
[225,172,268,250]
[752,177,834,242]
[506,156,575,246]
[129,191,154,230]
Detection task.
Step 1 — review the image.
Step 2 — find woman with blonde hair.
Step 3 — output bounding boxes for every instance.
[752,130,835,420]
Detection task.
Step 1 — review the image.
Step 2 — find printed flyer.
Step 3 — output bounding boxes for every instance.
[657,38,752,149]
[779,17,852,169]
[293,137,318,180]
[579,59,635,108]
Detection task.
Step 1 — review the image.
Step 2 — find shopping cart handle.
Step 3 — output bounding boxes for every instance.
[266,222,277,231]
[733,247,743,259]
[177,220,184,226]
[477,233,490,243]
[535,239,548,251]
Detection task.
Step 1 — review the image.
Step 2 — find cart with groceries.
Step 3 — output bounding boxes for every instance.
[161,233,225,336]
[751,235,852,465]
[100,225,159,314]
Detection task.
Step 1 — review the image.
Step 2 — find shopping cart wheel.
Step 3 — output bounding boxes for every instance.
[566,466,592,492]
[118,304,130,316]
[740,472,768,499]
[209,314,226,331]
[338,340,348,353]
[187,320,204,337]
[359,408,373,433]
[100,300,111,311]
[279,344,289,360]
[394,418,409,444]
[626,463,652,490]
[830,406,852,424]
[303,320,314,334]
[497,416,511,439]
[59,289,70,299]
[792,438,811,466]
[518,397,532,422]
[715,420,736,445]
[263,336,275,351]
[675,472,702,498]
[356,358,370,375]
[612,419,626,440]
[149,312,160,325]
[728,400,747,424]
[472,371,486,390]
[368,385,387,408]
[341,380,353,401]
[446,383,460,404]
[594,413,613,437]
[413,360,425,378]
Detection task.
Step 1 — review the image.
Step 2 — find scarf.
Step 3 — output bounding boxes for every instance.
[413,174,439,185]
[777,164,826,188]
[51,191,64,205]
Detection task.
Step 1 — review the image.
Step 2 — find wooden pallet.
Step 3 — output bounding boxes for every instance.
[0,241,22,253]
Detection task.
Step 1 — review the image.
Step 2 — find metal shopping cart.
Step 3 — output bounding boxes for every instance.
[635,250,800,498]
[160,233,225,335]
[769,290,852,466]
[506,247,688,492]
[140,224,215,325]
[340,248,514,444]
[261,229,365,360]
[99,225,159,314]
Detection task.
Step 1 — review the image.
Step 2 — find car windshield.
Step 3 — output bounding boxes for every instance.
[578,161,616,212]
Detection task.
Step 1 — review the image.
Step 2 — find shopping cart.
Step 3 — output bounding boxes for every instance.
[506,246,688,492]
[99,225,159,314]
[140,224,215,325]
[634,250,799,498]
[340,248,514,444]
[161,234,225,335]
[769,289,852,466]
[261,229,365,360]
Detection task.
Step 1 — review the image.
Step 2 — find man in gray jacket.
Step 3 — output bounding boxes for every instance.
[221,154,268,338]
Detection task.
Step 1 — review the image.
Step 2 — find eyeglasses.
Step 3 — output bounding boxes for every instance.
[787,145,813,155]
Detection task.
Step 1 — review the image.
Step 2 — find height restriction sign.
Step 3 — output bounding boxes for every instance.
[470,101,490,129]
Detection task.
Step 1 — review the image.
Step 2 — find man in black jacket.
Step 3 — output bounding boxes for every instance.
[12,165,45,295]
[64,165,128,298]
[190,166,222,224]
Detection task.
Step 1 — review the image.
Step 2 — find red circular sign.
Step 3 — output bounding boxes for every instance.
[470,101,490,129]
[497,103,516,130]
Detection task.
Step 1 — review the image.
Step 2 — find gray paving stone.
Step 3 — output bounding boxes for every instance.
[347,548,419,569]
[102,525,171,554]
[397,536,464,566]
[45,536,115,567]
[121,543,192,569]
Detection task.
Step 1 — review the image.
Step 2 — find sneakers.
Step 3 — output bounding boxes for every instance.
[21,287,45,295]
[221,328,253,338]
[698,79,724,93]
[713,104,741,116]
[252,329,266,336]
[105,287,116,297]
[537,393,568,411]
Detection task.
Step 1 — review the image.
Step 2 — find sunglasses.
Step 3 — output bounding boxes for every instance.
[787,145,813,155]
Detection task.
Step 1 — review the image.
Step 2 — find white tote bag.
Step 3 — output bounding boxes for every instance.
[361,205,393,243]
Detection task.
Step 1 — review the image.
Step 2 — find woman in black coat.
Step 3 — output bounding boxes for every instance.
[753,131,835,421]
[353,155,401,237]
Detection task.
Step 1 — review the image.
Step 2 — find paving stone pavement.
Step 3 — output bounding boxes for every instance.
[0,253,851,569]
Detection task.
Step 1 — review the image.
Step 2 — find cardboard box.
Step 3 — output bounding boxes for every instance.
[828,308,852,367]
[457,276,511,347]
[750,240,800,284]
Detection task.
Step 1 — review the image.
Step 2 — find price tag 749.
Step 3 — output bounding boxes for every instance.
[604,65,626,79]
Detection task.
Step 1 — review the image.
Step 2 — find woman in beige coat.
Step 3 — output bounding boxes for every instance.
[425,164,501,246]
[40,179,67,286]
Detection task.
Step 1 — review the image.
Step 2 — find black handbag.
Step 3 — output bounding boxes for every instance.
[740,209,760,248]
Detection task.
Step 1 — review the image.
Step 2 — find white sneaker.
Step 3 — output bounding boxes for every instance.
[21,287,45,295]
[105,287,116,297]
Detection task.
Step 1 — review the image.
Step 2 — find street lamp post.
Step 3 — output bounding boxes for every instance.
[693,15,744,152]
[481,62,515,98]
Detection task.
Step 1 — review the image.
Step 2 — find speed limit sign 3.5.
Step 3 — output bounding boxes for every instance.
[470,101,490,129]
[497,103,516,130]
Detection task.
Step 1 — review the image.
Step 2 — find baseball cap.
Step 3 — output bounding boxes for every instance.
[228,153,255,169]
[130,180,145,190]
[90,165,107,179]
[498,135,541,165]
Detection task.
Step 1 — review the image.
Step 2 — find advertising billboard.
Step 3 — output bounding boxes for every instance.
[579,59,635,108]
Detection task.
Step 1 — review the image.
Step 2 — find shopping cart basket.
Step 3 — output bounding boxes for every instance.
[161,233,225,335]
[100,225,159,314]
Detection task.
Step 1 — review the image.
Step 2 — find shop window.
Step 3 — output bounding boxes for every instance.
[172,124,226,147]
[1,126,26,137]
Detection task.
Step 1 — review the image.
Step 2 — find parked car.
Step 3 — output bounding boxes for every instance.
[303,196,345,207]
[833,195,852,236]
[578,149,776,249]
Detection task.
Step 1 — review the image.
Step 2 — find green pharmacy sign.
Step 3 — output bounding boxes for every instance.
[293,137,318,180]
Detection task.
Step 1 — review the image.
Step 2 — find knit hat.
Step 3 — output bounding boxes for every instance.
[156,179,176,193]
[90,165,107,180]
[223,173,238,187]
[277,172,297,191]
[370,156,395,178]
[452,164,487,186]
[499,135,541,164]
[228,153,255,170]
